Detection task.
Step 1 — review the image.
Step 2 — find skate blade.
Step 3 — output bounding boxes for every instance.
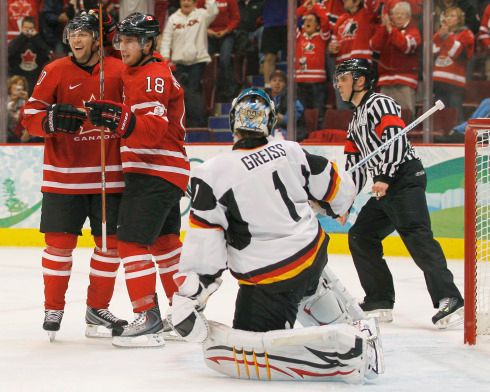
[112,331,165,348]
[47,331,57,343]
[85,324,112,338]
[434,306,464,329]
[364,309,393,323]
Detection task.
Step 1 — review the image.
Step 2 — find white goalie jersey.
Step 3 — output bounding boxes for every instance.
[179,138,355,287]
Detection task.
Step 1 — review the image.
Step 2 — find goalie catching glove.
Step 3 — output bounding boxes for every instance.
[42,104,86,134]
[168,272,222,343]
[85,100,136,138]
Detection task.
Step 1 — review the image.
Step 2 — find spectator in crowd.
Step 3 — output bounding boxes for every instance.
[160,0,218,126]
[381,0,422,19]
[7,0,40,42]
[198,0,240,101]
[479,3,490,80]
[119,0,154,19]
[7,75,29,143]
[267,69,305,140]
[435,97,490,143]
[8,16,52,96]
[234,0,263,79]
[261,0,287,87]
[39,0,74,55]
[435,0,480,35]
[314,0,345,30]
[295,0,330,131]
[328,0,379,109]
[433,6,475,122]
[370,1,420,116]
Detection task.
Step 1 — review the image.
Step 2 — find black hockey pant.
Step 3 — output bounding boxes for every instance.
[348,160,462,308]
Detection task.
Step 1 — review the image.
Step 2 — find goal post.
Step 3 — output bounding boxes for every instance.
[464,118,490,345]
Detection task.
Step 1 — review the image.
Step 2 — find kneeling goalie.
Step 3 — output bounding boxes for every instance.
[168,88,384,384]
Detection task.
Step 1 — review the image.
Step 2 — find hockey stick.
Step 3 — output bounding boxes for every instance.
[347,99,445,173]
[98,2,107,252]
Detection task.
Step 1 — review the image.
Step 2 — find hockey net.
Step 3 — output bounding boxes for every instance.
[465,118,490,345]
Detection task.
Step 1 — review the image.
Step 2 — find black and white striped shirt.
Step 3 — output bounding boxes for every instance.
[344,92,418,193]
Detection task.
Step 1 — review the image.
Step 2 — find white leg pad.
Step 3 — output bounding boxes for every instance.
[297,279,352,327]
[203,321,379,384]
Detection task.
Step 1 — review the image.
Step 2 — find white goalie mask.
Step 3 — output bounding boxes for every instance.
[229,88,277,137]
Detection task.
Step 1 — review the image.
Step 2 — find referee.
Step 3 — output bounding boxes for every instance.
[334,58,463,328]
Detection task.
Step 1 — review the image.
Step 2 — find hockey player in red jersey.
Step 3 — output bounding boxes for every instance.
[86,13,190,348]
[22,12,128,342]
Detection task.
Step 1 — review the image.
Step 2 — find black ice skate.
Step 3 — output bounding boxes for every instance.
[359,300,394,323]
[43,310,64,342]
[432,297,464,329]
[112,302,164,348]
[85,307,128,338]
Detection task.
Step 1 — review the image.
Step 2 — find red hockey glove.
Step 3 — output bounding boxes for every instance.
[42,104,86,134]
[85,100,136,138]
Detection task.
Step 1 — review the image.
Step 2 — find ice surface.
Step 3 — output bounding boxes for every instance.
[1,247,489,392]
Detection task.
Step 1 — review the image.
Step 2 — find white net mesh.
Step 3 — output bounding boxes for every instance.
[476,130,490,335]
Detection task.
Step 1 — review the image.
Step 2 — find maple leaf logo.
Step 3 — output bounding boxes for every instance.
[8,0,33,19]
[80,94,112,135]
[20,49,37,71]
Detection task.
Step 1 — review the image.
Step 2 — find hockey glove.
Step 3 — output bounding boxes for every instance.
[169,272,222,343]
[41,104,86,134]
[88,9,116,35]
[85,100,136,138]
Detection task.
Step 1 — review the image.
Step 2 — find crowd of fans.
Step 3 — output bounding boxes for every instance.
[4,0,490,144]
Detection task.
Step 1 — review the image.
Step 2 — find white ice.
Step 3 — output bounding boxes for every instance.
[1,247,490,392]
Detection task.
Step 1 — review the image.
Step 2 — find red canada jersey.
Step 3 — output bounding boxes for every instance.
[22,56,125,195]
[7,0,39,41]
[331,3,379,64]
[479,5,490,49]
[370,22,421,89]
[433,28,475,87]
[120,59,189,192]
[319,0,345,29]
[295,3,330,83]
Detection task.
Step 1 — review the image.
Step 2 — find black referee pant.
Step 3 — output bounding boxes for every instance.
[348,159,463,308]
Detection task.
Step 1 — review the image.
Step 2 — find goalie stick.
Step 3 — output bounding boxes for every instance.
[347,100,445,173]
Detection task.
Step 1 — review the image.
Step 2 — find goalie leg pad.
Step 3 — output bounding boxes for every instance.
[203,321,379,384]
[297,279,352,327]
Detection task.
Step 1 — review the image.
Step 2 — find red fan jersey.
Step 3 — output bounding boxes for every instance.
[119,59,190,192]
[478,4,490,50]
[433,28,475,88]
[295,3,330,83]
[331,2,379,64]
[370,22,421,89]
[7,0,39,41]
[22,56,125,195]
[320,0,345,29]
